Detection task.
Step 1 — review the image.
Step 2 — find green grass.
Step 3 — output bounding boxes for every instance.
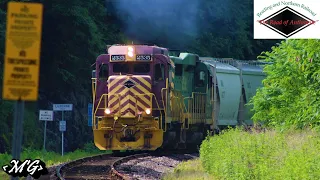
[162,158,215,180]
[0,143,110,180]
[200,128,320,180]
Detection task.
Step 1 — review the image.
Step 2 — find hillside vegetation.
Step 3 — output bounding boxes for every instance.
[200,128,320,179]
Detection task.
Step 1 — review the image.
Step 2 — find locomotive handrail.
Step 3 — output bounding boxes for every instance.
[170,92,185,124]
[160,78,169,132]
[192,92,207,125]
[161,88,167,113]
[93,92,164,131]
[183,97,192,129]
[91,78,97,128]
[93,93,121,129]
[161,87,167,132]
[133,93,163,130]
[91,78,97,103]
[94,94,121,116]
[183,92,207,129]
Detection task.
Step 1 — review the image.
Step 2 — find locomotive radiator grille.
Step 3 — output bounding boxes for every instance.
[108,75,152,117]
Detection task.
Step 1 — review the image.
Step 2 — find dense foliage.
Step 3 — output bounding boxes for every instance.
[0,0,125,153]
[200,128,320,179]
[0,0,277,153]
[250,39,320,129]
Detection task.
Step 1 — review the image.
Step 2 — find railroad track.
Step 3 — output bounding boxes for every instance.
[55,152,135,180]
[112,152,198,180]
[53,150,198,180]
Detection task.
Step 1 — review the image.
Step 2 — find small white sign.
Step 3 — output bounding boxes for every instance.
[39,110,53,121]
[59,121,66,131]
[53,104,73,111]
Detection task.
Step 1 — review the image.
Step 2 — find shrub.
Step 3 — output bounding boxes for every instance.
[251,39,320,129]
[200,128,320,179]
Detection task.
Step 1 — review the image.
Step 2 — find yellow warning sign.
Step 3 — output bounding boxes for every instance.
[2,2,43,101]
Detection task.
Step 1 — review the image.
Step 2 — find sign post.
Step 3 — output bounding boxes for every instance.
[39,110,53,151]
[1,2,43,180]
[53,104,73,156]
[59,121,66,156]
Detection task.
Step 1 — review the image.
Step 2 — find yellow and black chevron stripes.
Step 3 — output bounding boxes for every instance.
[108,75,152,117]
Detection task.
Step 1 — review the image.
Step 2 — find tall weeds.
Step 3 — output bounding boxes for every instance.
[200,128,320,180]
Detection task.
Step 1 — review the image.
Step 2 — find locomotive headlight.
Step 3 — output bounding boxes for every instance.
[128,46,134,52]
[105,108,111,114]
[128,51,134,57]
[145,108,151,115]
[128,46,134,57]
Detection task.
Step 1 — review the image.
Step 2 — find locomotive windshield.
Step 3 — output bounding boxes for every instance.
[113,63,129,74]
[133,63,150,73]
[112,63,150,74]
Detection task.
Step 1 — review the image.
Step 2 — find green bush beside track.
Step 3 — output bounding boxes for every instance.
[199,128,320,180]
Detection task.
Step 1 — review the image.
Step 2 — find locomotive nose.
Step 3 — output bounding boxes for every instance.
[108,75,152,117]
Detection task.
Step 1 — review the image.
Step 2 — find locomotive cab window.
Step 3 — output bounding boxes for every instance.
[155,64,164,81]
[99,64,108,80]
[196,70,205,87]
[113,63,129,74]
[134,63,150,73]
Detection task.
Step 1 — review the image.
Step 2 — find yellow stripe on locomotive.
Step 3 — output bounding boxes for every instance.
[107,75,152,117]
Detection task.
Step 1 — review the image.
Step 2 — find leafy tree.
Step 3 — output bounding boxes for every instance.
[185,0,278,59]
[0,0,125,153]
[250,39,320,129]
[36,0,125,152]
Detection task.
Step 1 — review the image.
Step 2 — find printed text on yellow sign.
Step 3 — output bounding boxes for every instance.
[2,2,43,101]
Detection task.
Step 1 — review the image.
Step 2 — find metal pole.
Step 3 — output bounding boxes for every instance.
[11,100,24,180]
[213,61,217,129]
[43,121,47,151]
[61,111,64,156]
[62,132,64,156]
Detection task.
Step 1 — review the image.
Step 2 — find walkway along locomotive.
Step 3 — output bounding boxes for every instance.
[91,44,266,151]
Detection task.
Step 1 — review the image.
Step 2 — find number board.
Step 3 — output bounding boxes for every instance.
[111,55,125,61]
[136,55,152,61]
